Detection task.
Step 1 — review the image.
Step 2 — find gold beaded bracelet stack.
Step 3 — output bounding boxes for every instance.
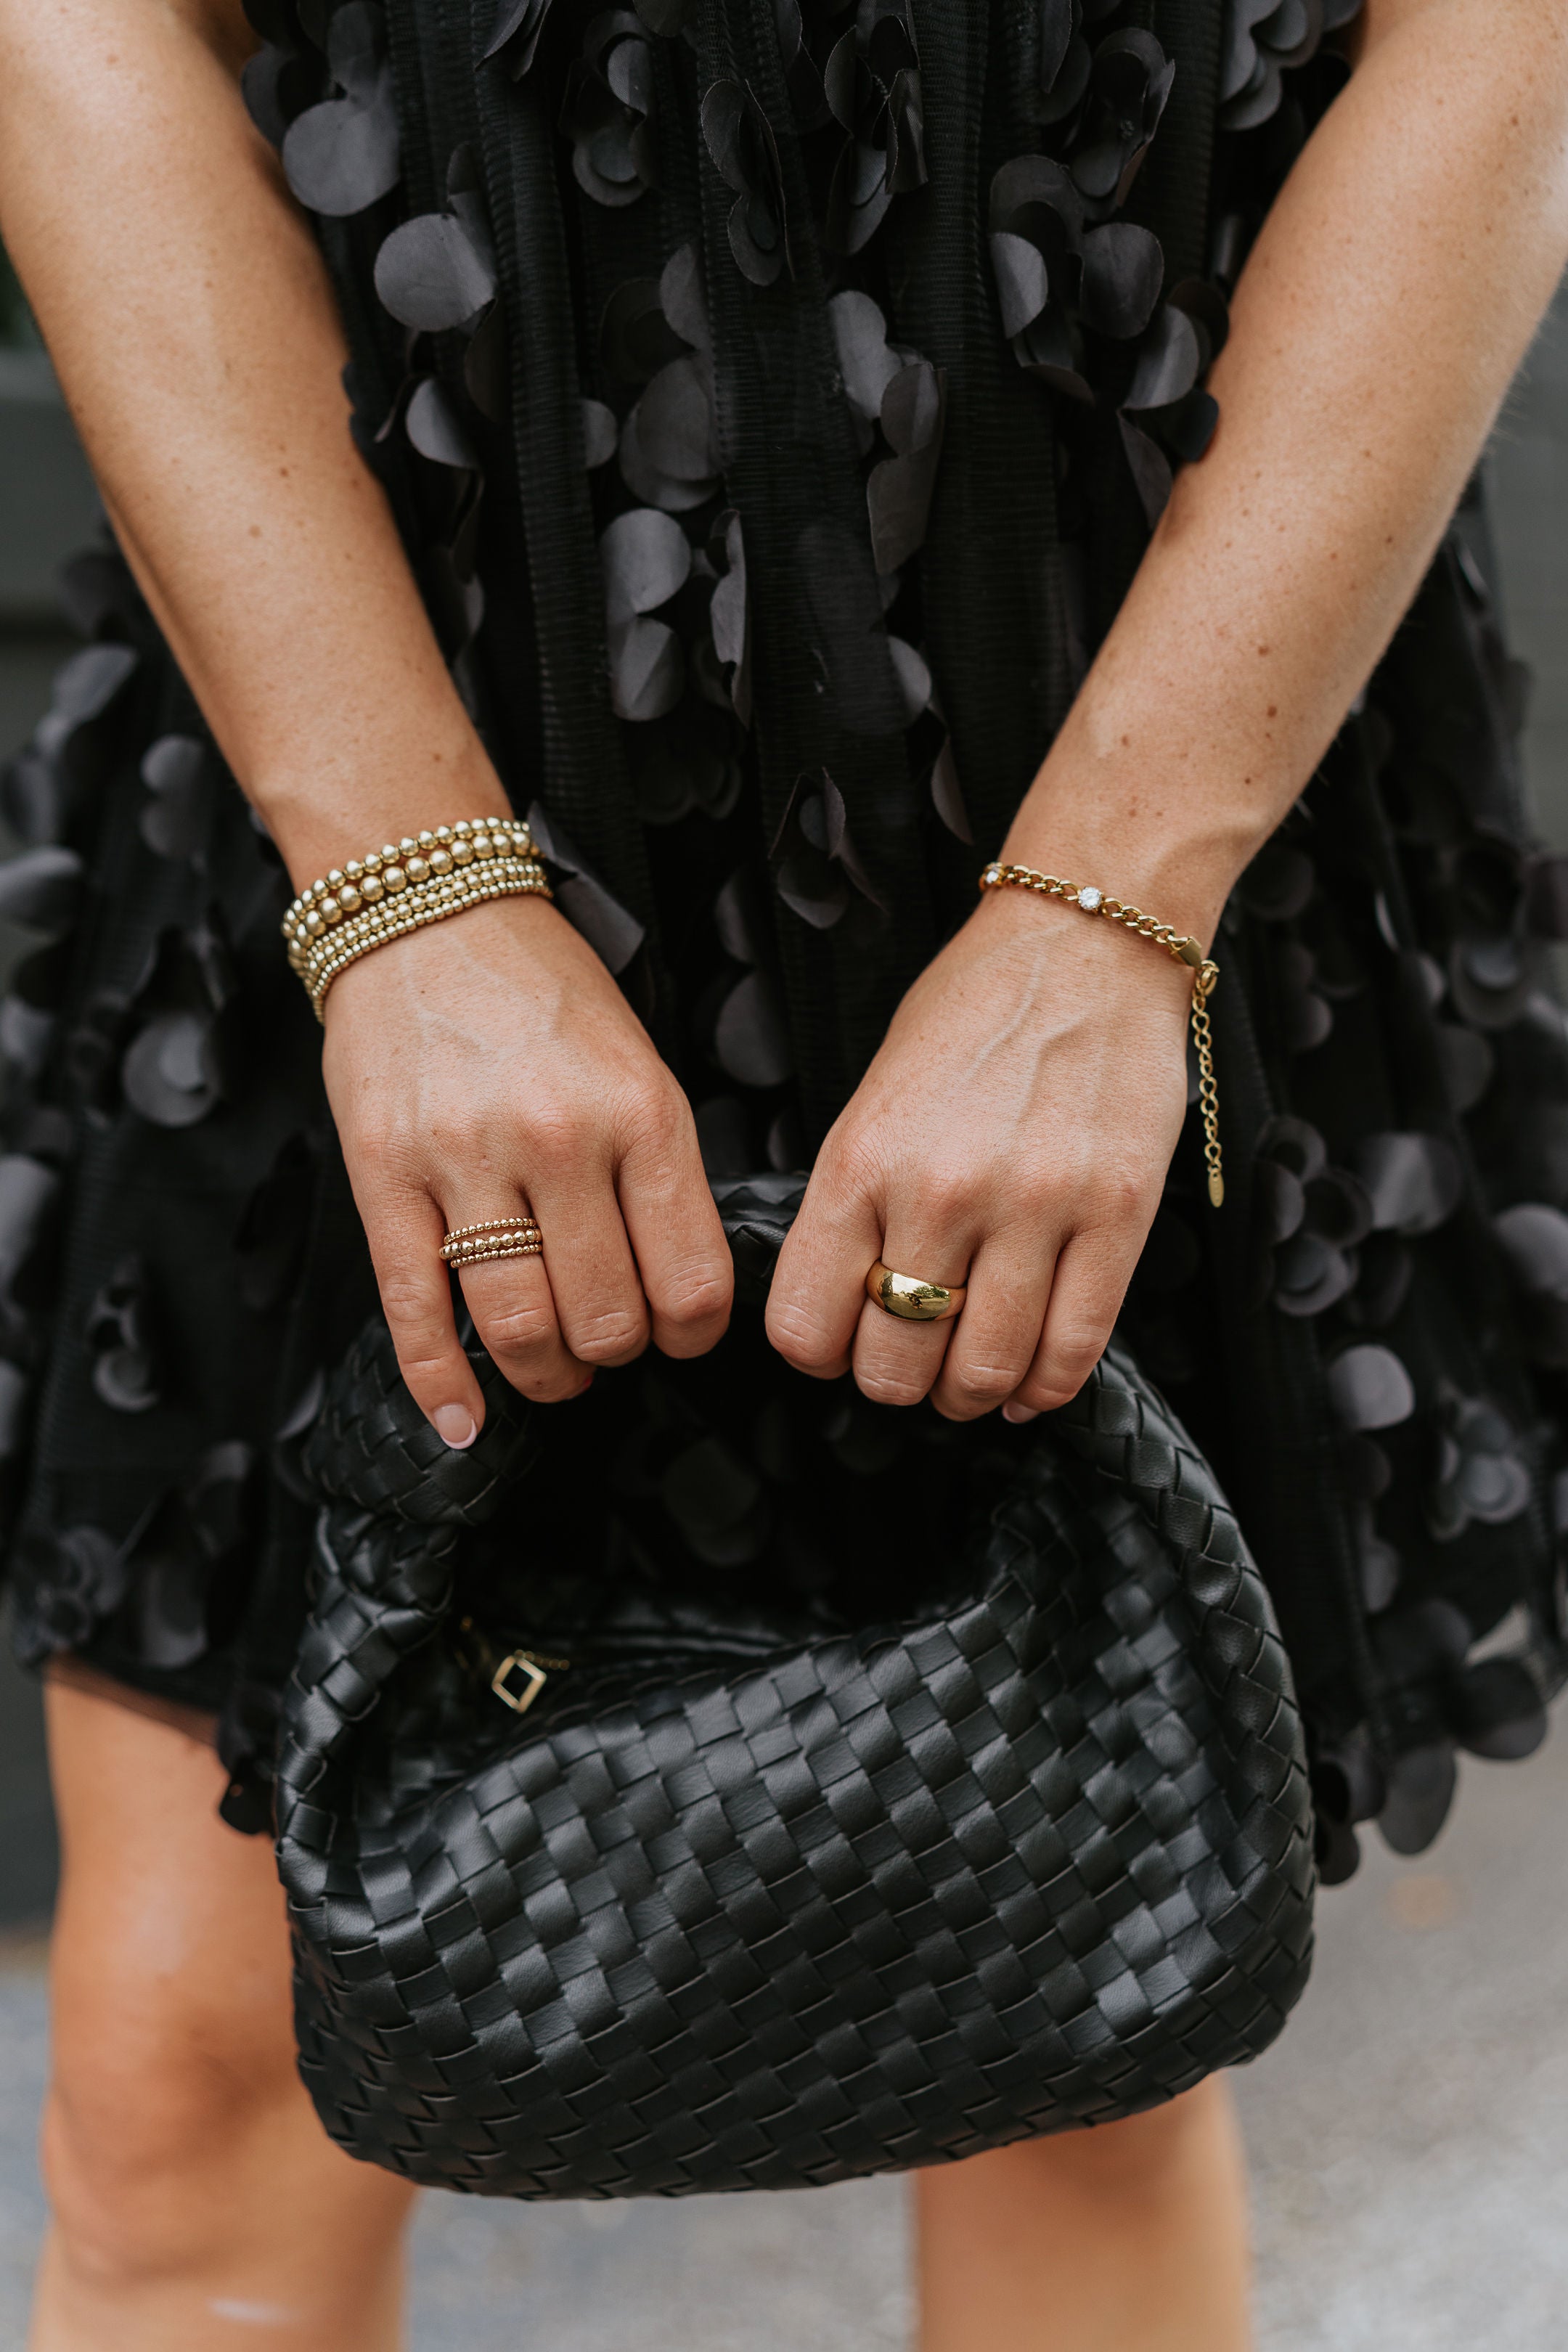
[979,860,1225,1208]
[282,817,552,1019]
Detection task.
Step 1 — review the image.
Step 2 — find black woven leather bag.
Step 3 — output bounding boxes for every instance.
[277,1178,1315,2197]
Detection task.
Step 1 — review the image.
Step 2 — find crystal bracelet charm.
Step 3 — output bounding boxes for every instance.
[282,818,552,1018]
[979,860,1225,1207]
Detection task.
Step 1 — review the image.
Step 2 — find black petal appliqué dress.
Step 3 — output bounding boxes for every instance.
[5,0,1566,1882]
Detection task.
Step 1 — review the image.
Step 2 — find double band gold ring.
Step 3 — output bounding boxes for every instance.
[441,1217,543,1270]
[865,1262,967,1323]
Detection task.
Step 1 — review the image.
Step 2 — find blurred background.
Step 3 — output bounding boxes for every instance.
[1,251,1567,2348]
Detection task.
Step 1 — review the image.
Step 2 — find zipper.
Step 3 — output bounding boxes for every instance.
[456,1617,571,1715]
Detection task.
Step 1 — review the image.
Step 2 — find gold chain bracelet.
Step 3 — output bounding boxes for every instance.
[979,861,1224,1207]
[282,818,552,1019]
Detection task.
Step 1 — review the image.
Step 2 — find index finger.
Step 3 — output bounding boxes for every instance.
[616,1093,735,1359]
[356,1180,489,1445]
[766,1153,883,1379]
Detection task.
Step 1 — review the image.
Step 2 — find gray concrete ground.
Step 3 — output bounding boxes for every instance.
[1,278,1567,2347]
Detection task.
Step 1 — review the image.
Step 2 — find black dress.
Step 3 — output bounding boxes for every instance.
[5,0,1565,1885]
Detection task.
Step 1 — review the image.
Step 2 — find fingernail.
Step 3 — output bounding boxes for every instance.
[433,1405,477,1449]
[1003,1402,1040,1426]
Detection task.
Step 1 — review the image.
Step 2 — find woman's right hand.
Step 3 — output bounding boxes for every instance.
[322,895,734,1446]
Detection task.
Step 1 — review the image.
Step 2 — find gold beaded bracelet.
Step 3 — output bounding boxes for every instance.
[282,818,552,1019]
[979,860,1224,1207]
[297,853,550,1012]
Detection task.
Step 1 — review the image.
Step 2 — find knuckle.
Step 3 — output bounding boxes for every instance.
[1013,1170,1061,1227]
[1029,1335,1105,1406]
[893,1167,968,1231]
[951,1360,1020,1406]
[656,1265,732,1331]
[927,1161,980,1220]
[1097,1161,1157,1229]
[1058,1326,1108,1371]
[855,1368,929,1410]
[627,1082,686,1153]
[350,1122,402,1179]
[567,1307,649,1366]
[823,1130,883,1204]
[473,1299,558,1359]
[392,1347,465,1397]
[377,1272,444,1336]
[765,1298,839,1368]
[525,1106,592,1176]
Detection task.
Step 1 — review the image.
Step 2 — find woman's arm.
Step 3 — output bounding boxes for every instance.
[1016,0,1568,926]
[769,0,1568,1420]
[0,0,475,870]
[0,0,735,1444]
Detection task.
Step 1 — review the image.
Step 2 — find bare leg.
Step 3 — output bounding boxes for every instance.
[916,2078,1251,2352]
[30,1678,417,2352]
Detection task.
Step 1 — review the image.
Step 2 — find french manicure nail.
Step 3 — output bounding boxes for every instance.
[433,1404,477,1448]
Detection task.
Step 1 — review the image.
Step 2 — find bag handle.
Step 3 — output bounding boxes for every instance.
[279,1182,1274,1837]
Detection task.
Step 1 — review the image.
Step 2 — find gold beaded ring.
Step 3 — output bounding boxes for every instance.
[441,1218,543,1249]
[443,1240,544,1270]
[440,1217,544,1271]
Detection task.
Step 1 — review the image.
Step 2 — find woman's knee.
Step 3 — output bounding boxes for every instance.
[38,1681,307,2283]
[40,1956,302,2288]
[37,1681,414,2322]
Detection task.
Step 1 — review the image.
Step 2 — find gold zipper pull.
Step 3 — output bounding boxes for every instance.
[490,1649,571,1715]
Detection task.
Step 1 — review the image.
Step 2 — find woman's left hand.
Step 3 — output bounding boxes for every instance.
[765,886,1193,1421]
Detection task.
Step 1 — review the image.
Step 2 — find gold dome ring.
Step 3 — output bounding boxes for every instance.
[865,1262,967,1323]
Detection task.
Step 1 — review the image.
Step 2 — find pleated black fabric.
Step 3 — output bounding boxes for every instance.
[2,0,1565,1881]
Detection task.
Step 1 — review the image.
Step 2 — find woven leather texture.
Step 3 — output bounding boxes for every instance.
[277,1214,1315,2199]
[707,1173,809,1302]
